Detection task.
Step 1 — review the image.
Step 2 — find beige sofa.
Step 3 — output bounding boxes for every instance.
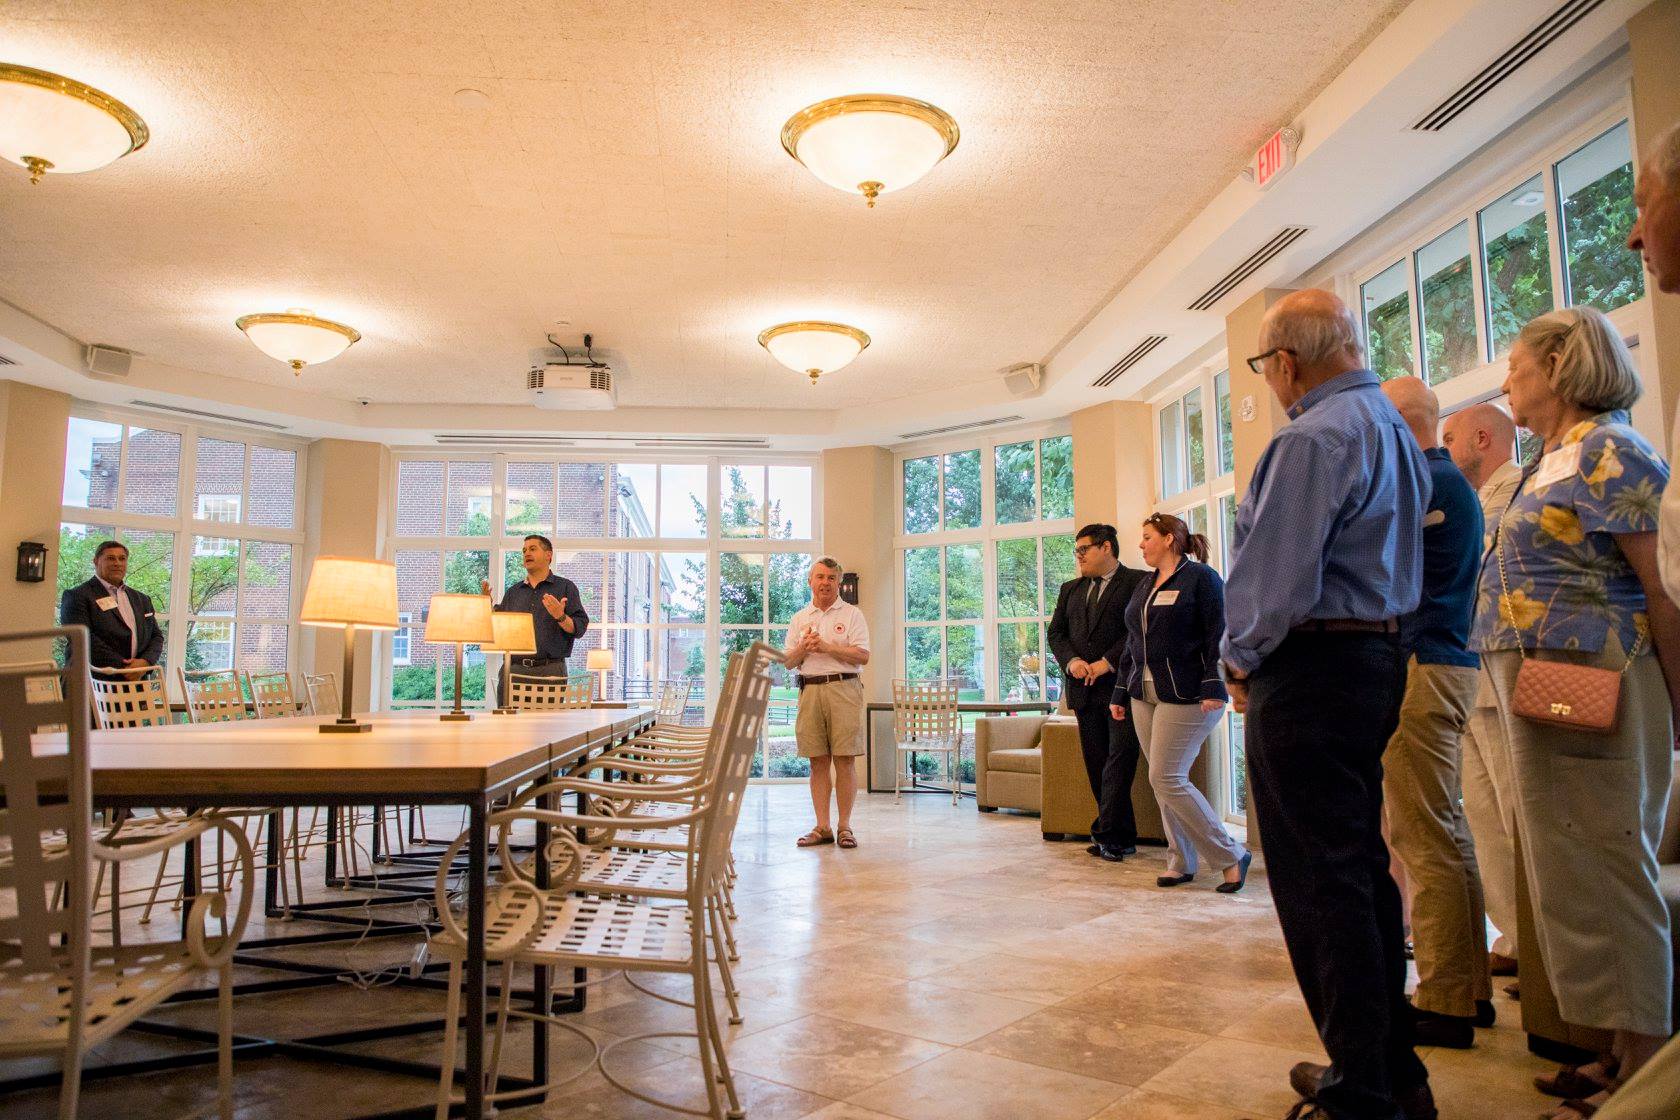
[974,713,1212,843]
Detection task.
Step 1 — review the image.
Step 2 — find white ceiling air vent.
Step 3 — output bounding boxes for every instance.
[0,351,18,366]
[1411,0,1606,132]
[529,363,616,411]
[1187,227,1311,312]
[899,415,1026,440]
[435,434,578,447]
[1091,336,1168,389]
[126,400,289,431]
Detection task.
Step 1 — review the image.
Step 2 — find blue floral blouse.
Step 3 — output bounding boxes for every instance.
[1471,410,1668,655]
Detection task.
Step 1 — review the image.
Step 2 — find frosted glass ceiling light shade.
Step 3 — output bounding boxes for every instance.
[757,321,871,386]
[235,308,361,373]
[0,63,148,183]
[781,94,959,207]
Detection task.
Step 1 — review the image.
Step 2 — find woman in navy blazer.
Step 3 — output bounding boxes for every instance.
[1110,513,1251,892]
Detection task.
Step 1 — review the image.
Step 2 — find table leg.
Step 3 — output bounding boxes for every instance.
[531,780,552,1096]
[264,810,283,918]
[464,797,488,1120]
[325,807,340,887]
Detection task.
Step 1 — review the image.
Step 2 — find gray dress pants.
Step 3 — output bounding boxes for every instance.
[1131,681,1247,876]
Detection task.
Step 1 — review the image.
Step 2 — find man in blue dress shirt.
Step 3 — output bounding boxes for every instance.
[482,534,589,702]
[1222,290,1434,1120]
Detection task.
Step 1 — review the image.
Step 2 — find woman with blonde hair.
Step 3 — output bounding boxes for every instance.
[1471,306,1678,1119]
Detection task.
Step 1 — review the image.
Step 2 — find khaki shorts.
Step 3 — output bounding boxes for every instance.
[795,677,866,758]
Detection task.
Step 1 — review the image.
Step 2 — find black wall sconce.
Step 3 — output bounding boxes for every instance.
[840,572,859,605]
[16,541,46,583]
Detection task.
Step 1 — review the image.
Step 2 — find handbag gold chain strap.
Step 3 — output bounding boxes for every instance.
[1492,460,1645,673]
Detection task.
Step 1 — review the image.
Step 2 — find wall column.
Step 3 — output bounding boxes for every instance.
[819,445,895,704]
[0,381,72,639]
[1225,288,1295,498]
[1629,0,1680,432]
[301,438,393,712]
[1070,400,1155,564]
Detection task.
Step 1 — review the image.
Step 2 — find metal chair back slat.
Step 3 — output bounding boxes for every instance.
[179,669,250,723]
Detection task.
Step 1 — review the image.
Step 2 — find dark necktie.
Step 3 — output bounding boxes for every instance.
[1084,575,1102,622]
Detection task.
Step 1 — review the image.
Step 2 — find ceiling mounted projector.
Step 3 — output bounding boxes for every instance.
[528,362,616,411]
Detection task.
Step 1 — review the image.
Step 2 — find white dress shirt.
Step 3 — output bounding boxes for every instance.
[784,598,870,677]
[97,576,138,659]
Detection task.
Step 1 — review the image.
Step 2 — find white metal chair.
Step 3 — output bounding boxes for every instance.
[89,665,172,729]
[507,672,595,711]
[0,627,253,1120]
[429,642,776,1120]
[655,677,696,726]
[892,676,964,804]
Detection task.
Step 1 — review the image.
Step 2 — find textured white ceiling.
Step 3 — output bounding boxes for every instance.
[0,0,1407,411]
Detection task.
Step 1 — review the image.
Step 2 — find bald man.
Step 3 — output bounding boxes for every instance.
[1379,378,1491,1049]
[1222,290,1434,1120]
[1439,401,1524,983]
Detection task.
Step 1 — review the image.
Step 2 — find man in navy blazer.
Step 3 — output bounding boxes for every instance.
[59,540,164,670]
[1047,523,1148,859]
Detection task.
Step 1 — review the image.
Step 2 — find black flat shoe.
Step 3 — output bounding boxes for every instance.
[1097,844,1129,862]
[1411,1005,1474,1049]
[1216,851,1252,893]
[1086,843,1101,856]
[1475,999,1496,1028]
[1156,873,1194,887]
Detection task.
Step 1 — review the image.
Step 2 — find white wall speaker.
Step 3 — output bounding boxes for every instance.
[1002,362,1043,397]
[84,344,133,378]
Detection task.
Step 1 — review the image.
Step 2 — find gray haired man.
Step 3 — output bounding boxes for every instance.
[1635,121,1680,608]
[784,557,871,850]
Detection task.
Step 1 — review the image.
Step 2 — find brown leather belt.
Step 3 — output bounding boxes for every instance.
[1290,618,1399,634]
[797,673,858,690]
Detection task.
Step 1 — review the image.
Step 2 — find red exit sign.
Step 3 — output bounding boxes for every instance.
[1253,127,1298,190]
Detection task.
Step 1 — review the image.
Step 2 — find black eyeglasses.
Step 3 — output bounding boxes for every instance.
[1245,347,1296,374]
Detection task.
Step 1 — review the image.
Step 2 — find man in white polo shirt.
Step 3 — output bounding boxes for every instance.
[784,556,871,850]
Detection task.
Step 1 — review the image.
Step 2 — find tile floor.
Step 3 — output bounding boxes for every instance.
[2,786,1561,1119]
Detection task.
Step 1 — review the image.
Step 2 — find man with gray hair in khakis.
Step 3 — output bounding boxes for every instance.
[784,556,871,850]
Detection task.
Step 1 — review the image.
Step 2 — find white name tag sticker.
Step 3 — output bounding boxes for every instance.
[1534,443,1581,489]
[1154,590,1180,605]
[96,596,118,611]
[1424,509,1446,527]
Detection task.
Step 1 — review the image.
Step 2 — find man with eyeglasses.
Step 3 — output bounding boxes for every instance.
[1047,523,1146,861]
[1224,290,1433,1120]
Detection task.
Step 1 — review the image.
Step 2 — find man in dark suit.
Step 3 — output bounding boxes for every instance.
[59,539,165,670]
[1048,523,1147,860]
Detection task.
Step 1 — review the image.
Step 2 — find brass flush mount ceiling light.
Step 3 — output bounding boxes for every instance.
[780,94,959,208]
[0,63,149,184]
[236,309,362,374]
[758,321,871,385]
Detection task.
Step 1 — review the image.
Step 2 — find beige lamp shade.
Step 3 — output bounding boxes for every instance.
[424,594,494,644]
[485,611,537,654]
[586,648,615,672]
[299,557,399,630]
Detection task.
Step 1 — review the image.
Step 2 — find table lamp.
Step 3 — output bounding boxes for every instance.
[425,593,494,722]
[586,647,614,703]
[298,556,399,734]
[485,610,536,715]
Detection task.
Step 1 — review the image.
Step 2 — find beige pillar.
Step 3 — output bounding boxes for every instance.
[0,382,72,644]
[1225,288,1296,497]
[819,445,895,703]
[1070,400,1155,562]
[301,438,393,712]
[1629,0,1680,432]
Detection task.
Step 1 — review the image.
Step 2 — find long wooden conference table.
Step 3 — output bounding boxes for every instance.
[41,706,656,1120]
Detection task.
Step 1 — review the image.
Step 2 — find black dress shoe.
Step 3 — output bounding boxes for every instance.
[1411,1005,1474,1049]
[1474,999,1496,1028]
[1086,843,1101,856]
[1289,1063,1437,1120]
[1097,844,1129,862]
[1156,873,1194,887]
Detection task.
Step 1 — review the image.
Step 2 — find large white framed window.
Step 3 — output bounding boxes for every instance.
[385,453,820,780]
[1152,362,1245,822]
[1346,104,1649,417]
[59,408,306,685]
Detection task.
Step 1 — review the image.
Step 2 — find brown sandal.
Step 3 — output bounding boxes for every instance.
[1536,1059,1618,1099]
[837,828,857,849]
[796,826,833,847]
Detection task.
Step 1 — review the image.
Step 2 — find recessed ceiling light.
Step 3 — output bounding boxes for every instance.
[0,62,148,184]
[453,87,491,111]
[781,94,959,208]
